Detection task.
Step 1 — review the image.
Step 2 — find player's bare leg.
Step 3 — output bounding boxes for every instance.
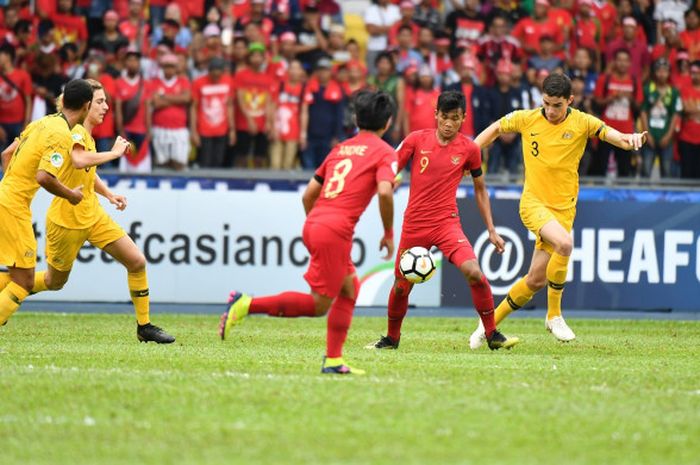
[103,236,175,344]
[460,259,519,350]
[366,277,412,350]
[0,267,33,326]
[538,221,576,341]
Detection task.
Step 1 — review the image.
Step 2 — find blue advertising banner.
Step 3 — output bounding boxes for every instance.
[442,194,700,311]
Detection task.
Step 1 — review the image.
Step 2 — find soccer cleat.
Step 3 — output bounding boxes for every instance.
[486,329,520,351]
[469,320,486,350]
[219,291,252,341]
[545,316,576,342]
[137,323,175,344]
[364,334,399,350]
[321,356,366,375]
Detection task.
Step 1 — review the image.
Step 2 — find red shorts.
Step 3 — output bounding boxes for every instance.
[302,221,356,298]
[394,219,476,278]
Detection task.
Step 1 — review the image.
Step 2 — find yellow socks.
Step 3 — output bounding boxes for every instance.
[0,281,29,325]
[0,271,10,290]
[32,271,48,294]
[495,277,537,325]
[546,252,570,320]
[128,270,150,325]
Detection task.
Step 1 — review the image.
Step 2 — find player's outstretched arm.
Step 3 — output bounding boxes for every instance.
[474,120,503,149]
[602,128,648,151]
[302,176,323,216]
[95,174,127,210]
[377,180,395,260]
[472,175,505,254]
[70,136,130,169]
[36,170,83,205]
[1,138,18,170]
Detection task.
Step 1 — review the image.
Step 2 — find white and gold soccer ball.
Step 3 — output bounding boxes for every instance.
[399,246,436,284]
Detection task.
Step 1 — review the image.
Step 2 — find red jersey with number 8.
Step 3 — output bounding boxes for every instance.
[308,132,398,239]
[398,129,482,226]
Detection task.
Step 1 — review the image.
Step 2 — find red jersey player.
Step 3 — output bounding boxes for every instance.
[219,90,398,375]
[366,91,520,351]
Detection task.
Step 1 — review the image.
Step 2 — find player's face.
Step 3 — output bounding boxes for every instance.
[542,94,573,124]
[436,109,465,140]
[88,89,109,126]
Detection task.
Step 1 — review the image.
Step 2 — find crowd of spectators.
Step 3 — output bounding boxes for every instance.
[0,0,698,178]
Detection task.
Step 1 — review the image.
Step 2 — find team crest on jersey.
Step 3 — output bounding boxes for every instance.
[72,133,83,142]
[451,156,461,165]
[562,131,573,140]
[50,153,64,168]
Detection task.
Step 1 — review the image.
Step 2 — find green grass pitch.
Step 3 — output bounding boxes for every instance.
[1,312,699,465]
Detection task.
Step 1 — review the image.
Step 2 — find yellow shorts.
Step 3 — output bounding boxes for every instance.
[46,209,126,272]
[519,194,576,255]
[0,204,37,269]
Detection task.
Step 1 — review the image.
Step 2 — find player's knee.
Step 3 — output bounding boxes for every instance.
[556,237,573,256]
[314,301,331,316]
[525,273,547,291]
[393,278,412,296]
[339,275,360,301]
[45,275,67,291]
[461,262,483,284]
[126,253,147,273]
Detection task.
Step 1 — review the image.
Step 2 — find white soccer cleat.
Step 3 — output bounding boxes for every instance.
[545,316,576,342]
[469,319,486,350]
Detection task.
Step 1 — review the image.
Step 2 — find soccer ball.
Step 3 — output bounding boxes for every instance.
[399,246,436,284]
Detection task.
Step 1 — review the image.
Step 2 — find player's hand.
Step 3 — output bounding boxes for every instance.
[228,129,237,146]
[109,194,127,211]
[626,131,647,151]
[112,136,130,156]
[68,184,84,205]
[489,229,505,254]
[191,132,201,147]
[379,236,394,261]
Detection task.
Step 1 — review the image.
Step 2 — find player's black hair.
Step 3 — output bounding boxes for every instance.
[354,90,395,131]
[542,73,572,98]
[62,79,95,111]
[436,91,466,114]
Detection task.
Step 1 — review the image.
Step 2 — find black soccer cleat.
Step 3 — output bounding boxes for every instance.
[486,329,519,351]
[365,334,400,350]
[137,323,175,344]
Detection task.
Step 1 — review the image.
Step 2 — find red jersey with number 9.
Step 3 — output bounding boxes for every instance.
[308,132,398,239]
[398,129,482,226]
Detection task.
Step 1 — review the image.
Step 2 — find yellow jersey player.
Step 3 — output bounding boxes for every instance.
[0,79,94,326]
[470,73,646,345]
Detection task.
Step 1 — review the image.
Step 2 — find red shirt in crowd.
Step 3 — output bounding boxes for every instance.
[398,129,482,225]
[594,73,643,134]
[234,67,277,133]
[50,11,88,45]
[276,80,312,142]
[511,17,562,55]
[149,75,191,129]
[680,28,700,61]
[679,84,700,144]
[92,73,116,140]
[309,131,397,238]
[459,83,475,137]
[592,1,617,40]
[191,74,234,137]
[0,67,32,124]
[115,74,150,134]
[406,88,440,133]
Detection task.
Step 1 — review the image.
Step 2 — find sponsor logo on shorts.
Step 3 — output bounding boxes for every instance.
[50,153,64,168]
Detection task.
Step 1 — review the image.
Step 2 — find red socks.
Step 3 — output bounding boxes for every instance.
[387,280,411,341]
[326,295,354,358]
[249,292,316,317]
[471,275,496,337]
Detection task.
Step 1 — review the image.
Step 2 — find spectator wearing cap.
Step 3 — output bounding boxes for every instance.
[570,0,602,68]
[591,48,644,177]
[147,52,192,171]
[652,20,685,77]
[483,58,526,175]
[672,49,692,89]
[413,0,442,33]
[302,56,345,168]
[235,0,274,47]
[91,10,129,59]
[0,42,32,150]
[639,58,682,178]
[326,23,350,65]
[364,0,401,76]
[394,24,424,75]
[445,0,486,55]
[678,60,700,178]
[271,60,311,170]
[512,0,563,57]
[403,64,440,133]
[190,57,235,168]
[368,52,405,145]
[269,32,297,80]
[443,53,491,138]
[613,0,649,45]
[115,48,151,173]
[119,0,151,54]
[388,1,420,48]
[293,2,329,71]
[195,23,225,66]
[680,9,700,61]
[605,16,652,82]
[477,13,524,86]
[233,42,277,168]
[50,0,88,57]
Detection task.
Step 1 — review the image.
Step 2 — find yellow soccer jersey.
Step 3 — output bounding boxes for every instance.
[47,124,100,229]
[500,107,608,210]
[0,114,74,220]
